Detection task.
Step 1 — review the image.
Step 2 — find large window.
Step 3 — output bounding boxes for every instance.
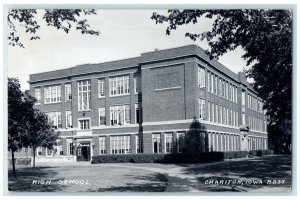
[65,83,72,102]
[67,140,74,156]
[45,112,62,129]
[110,105,130,126]
[134,75,142,93]
[99,137,106,155]
[35,87,41,103]
[109,75,130,96]
[177,132,187,153]
[99,107,106,126]
[78,119,90,130]
[198,67,205,88]
[44,85,61,103]
[65,110,72,128]
[135,103,141,124]
[78,80,91,111]
[136,135,143,153]
[98,79,105,97]
[199,98,205,119]
[165,133,173,153]
[152,133,162,153]
[111,135,131,154]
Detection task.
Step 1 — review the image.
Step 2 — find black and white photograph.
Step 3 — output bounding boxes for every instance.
[5,5,294,195]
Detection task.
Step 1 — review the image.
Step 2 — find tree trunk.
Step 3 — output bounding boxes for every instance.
[11,150,17,179]
[33,147,36,168]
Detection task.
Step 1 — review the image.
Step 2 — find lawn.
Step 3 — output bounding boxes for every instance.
[8,155,292,193]
[8,163,167,192]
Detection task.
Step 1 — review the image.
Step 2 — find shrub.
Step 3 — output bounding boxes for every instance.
[91,153,225,164]
[249,149,274,157]
[223,151,248,159]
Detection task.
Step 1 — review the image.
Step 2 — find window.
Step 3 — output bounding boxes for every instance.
[222,80,225,98]
[111,135,131,154]
[198,67,205,87]
[99,107,106,126]
[223,107,226,124]
[152,133,162,153]
[98,79,105,97]
[208,101,211,122]
[135,103,141,124]
[65,84,72,101]
[45,112,62,129]
[215,104,218,123]
[110,105,130,126]
[44,85,61,103]
[67,141,74,156]
[79,119,90,130]
[109,75,130,96]
[230,110,233,126]
[78,80,91,111]
[165,133,173,153]
[211,73,214,93]
[229,84,232,101]
[134,75,142,93]
[177,132,187,153]
[35,88,41,103]
[136,135,143,153]
[219,79,222,96]
[207,72,211,92]
[219,105,222,124]
[211,102,214,122]
[226,82,229,99]
[66,110,72,128]
[214,75,218,94]
[199,98,205,120]
[99,137,106,154]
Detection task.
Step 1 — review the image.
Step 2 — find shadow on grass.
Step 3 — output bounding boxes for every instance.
[8,166,67,192]
[88,173,168,192]
[181,155,291,192]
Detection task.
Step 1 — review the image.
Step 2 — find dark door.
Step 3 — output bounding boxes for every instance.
[77,146,90,161]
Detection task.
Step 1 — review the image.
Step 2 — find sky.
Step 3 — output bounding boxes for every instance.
[7,9,248,91]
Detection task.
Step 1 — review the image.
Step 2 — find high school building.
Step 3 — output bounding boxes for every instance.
[29,45,268,161]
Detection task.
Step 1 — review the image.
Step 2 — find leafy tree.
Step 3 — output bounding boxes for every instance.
[8,78,26,178]
[8,9,100,48]
[22,93,58,167]
[152,10,292,153]
[8,78,58,177]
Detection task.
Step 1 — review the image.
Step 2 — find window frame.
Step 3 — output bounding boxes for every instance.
[98,78,105,98]
[44,85,62,104]
[78,118,91,130]
[65,83,72,102]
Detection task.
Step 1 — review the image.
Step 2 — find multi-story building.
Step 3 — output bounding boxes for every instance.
[29,45,268,161]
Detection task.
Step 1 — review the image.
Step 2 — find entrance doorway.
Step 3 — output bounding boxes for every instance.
[77,143,91,161]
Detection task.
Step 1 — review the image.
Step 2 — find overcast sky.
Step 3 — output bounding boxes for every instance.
[7,9,248,91]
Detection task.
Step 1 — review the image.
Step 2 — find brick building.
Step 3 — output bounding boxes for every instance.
[28,45,268,161]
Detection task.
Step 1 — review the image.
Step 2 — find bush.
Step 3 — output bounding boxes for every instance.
[249,149,274,157]
[91,150,274,164]
[223,151,248,159]
[91,152,225,164]
[9,158,31,165]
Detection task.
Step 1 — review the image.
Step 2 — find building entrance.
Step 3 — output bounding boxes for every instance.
[77,143,91,161]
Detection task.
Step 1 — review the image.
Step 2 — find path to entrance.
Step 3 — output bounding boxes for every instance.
[100,155,292,192]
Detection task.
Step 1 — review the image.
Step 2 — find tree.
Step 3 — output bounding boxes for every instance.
[8,78,58,176]
[22,94,58,167]
[151,10,292,153]
[8,9,100,48]
[8,78,26,178]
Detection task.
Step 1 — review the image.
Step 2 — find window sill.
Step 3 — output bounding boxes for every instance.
[155,86,182,92]
[44,101,62,105]
[78,109,91,112]
[109,94,130,98]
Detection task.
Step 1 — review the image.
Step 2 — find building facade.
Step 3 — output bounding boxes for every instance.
[29,45,268,161]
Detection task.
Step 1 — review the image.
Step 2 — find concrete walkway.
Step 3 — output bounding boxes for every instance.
[99,155,291,192]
